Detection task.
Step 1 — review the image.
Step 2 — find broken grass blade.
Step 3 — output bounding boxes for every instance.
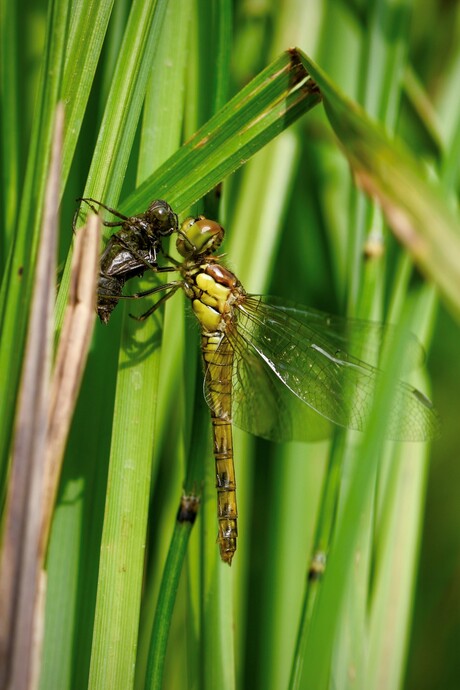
[40,214,101,555]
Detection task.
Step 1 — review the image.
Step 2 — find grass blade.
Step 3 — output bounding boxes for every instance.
[0,0,19,255]
[87,3,184,687]
[121,49,321,216]
[61,0,115,183]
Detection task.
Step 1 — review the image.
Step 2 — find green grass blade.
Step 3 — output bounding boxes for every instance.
[120,50,321,216]
[61,0,114,183]
[145,383,208,690]
[145,512,199,690]
[80,0,168,201]
[87,336,160,690]
[211,0,232,113]
[0,0,19,254]
[289,434,342,690]
[348,0,412,319]
[87,3,184,688]
[367,428,430,690]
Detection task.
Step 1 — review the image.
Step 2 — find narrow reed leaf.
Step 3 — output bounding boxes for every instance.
[0,0,19,251]
[88,4,185,689]
[121,49,322,216]
[145,500,200,690]
[61,0,114,183]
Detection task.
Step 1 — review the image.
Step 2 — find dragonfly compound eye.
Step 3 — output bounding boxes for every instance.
[146,200,178,236]
[176,216,225,257]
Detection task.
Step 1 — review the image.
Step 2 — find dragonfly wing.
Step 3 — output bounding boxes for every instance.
[252,295,425,370]
[229,296,439,442]
[203,326,332,443]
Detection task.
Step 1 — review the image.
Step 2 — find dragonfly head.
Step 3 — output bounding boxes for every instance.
[144,200,178,238]
[176,216,225,257]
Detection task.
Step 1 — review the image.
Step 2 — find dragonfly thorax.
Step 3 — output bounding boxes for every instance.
[185,261,242,334]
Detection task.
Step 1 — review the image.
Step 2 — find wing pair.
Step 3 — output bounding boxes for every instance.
[203,296,439,443]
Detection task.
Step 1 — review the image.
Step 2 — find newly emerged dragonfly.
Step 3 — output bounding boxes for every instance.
[74,197,179,322]
[125,216,439,564]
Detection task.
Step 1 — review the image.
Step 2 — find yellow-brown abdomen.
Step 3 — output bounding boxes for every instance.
[202,333,238,564]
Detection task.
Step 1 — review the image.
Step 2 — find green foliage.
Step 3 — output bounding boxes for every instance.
[1,1,459,689]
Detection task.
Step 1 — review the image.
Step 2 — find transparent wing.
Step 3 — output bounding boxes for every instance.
[252,296,426,369]
[203,325,332,442]
[203,296,439,443]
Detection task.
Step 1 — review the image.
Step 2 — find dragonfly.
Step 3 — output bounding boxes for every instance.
[124,215,439,565]
[73,197,179,323]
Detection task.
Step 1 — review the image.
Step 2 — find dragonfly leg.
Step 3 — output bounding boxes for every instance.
[98,280,182,302]
[76,197,129,220]
[72,197,127,233]
[155,265,180,273]
[129,283,181,321]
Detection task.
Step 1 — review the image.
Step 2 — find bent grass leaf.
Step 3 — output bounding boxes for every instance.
[299,51,460,320]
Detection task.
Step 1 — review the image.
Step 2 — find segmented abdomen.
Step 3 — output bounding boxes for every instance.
[201,333,238,565]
